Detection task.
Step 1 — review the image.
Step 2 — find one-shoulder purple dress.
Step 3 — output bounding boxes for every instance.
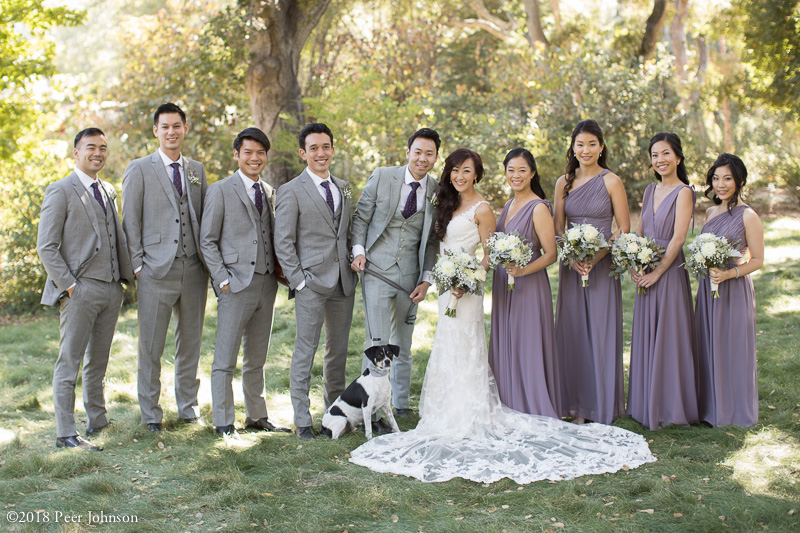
[627,183,699,430]
[489,198,561,418]
[555,170,624,424]
[695,205,758,427]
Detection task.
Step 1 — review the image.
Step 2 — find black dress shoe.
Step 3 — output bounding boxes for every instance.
[147,423,162,433]
[245,417,291,432]
[86,423,110,436]
[182,417,198,424]
[215,425,239,437]
[371,418,393,435]
[295,426,315,440]
[393,408,412,419]
[56,435,103,451]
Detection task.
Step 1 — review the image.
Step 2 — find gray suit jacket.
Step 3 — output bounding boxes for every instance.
[121,151,207,279]
[350,165,440,282]
[199,173,275,295]
[273,170,356,296]
[37,172,135,306]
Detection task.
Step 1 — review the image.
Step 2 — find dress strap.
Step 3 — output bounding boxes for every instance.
[464,200,489,220]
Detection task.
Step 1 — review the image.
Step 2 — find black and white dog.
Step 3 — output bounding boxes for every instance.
[321,344,401,439]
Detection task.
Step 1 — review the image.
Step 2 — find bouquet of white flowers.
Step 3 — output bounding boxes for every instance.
[684,233,743,298]
[609,232,666,294]
[485,231,533,290]
[557,222,609,287]
[431,248,487,317]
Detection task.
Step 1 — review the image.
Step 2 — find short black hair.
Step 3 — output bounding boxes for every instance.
[234,127,271,153]
[153,103,186,126]
[407,128,441,153]
[74,127,106,148]
[298,122,334,150]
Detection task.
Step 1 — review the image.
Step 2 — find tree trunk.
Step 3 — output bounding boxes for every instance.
[521,0,548,46]
[549,0,561,31]
[669,0,689,84]
[244,0,332,188]
[639,0,666,60]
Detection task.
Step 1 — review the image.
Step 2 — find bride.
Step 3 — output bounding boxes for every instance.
[350,148,655,484]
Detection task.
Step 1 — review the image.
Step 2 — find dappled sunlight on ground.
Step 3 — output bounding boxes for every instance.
[764,294,800,318]
[0,428,15,445]
[724,427,800,496]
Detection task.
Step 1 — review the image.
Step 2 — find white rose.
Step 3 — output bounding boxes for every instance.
[438,260,456,277]
[693,251,704,264]
[638,248,653,263]
[566,226,582,241]
[700,242,716,259]
[474,269,487,282]
[625,240,640,254]
[583,225,599,241]
[510,248,524,262]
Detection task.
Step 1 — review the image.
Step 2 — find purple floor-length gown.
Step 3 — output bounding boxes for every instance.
[627,183,699,430]
[695,205,758,427]
[555,170,624,424]
[489,198,560,418]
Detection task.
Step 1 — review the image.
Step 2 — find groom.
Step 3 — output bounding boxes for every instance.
[350,128,441,428]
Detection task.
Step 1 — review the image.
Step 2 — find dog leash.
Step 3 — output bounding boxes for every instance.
[360,262,417,347]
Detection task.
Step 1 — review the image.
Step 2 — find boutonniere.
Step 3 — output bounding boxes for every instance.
[427,192,439,208]
[188,168,200,186]
[341,183,353,199]
[101,181,117,202]
[270,188,277,212]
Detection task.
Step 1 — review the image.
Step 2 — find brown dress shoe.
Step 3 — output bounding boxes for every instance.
[245,417,291,432]
[56,435,103,451]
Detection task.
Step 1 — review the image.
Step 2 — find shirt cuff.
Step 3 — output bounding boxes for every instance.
[134,266,142,274]
[220,279,229,288]
[296,280,305,291]
[421,270,432,284]
[67,282,76,291]
[352,245,366,258]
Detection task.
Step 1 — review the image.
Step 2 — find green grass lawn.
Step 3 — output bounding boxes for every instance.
[1,217,799,532]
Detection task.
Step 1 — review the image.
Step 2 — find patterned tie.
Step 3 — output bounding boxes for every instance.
[402,181,421,219]
[90,182,107,215]
[320,180,335,212]
[170,162,183,197]
[253,182,263,215]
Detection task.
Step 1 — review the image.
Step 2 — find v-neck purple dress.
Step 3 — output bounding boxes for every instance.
[695,205,758,427]
[555,170,624,424]
[627,183,699,430]
[489,198,561,418]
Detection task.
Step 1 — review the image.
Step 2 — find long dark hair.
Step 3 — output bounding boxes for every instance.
[563,119,609,197]
[503,148,546,199]
[434,148,484,241]
[705,153,747,214]
[648,132,689,184]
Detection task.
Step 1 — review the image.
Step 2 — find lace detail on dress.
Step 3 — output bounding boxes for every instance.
[349,199,655,484]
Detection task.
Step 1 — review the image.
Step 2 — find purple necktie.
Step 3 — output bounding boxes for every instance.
[402,181,421,219]
[253,182,263,215]
[320,181,335,212]
[90,182,106,215]
[170,162,183,197]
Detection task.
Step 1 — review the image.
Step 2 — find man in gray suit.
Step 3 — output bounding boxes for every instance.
[122,103,208,432]
[200,127,289,437]
[37,127,135,451]
[274,123,357,440]
[350,128,441,429]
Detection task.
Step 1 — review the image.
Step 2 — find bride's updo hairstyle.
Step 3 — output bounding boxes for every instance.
[503,147,547,199]
[434,147,484,241]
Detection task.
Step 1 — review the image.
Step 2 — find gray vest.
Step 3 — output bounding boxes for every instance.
[249,197,276,275]
[83,192,120,283]
[171,182,197,258]
[369,201,424,275]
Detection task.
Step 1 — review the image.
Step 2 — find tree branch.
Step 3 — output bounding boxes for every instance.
[638,0,666,59]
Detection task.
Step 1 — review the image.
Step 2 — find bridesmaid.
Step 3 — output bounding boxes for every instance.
[628,132,699,430]
[489,148,560,418]
[553,120,630,425]
[696,154,764,427]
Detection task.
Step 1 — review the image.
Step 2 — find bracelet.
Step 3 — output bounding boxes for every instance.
[734,266,740,279]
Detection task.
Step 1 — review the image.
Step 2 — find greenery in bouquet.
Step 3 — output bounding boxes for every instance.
[431,248,486,317]
[556,222,609,287]
[684,233,743,298]
[485,231,533,290]
[609,232,665,294]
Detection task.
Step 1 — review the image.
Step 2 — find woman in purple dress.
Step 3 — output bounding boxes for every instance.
[553,120,631,425]
[628,132,699,430]
[489,148,560,418]
[696,154,764,427]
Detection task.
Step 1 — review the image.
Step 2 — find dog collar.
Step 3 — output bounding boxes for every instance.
[366,359,390,378]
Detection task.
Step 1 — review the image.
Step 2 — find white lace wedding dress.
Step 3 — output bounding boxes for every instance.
[349,202,656,483]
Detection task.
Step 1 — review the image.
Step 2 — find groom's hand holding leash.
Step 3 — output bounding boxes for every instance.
[351,254,366,272]
[410,282,430,304]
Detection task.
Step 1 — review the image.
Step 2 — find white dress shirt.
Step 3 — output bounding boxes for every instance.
[238,170,266,206]
[305,166,340,212]
[158,148,186,192]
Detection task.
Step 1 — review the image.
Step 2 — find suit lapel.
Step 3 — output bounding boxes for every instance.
[233,173,259,232]
[381,167,404,230]
[331,175,348,237]
[300,170,336,232]
[151,152,179,212]
[69,173,102,239]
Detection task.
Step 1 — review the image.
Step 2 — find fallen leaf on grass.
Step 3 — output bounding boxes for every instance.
[674,513,683,518]
[553,523,565,528]
[585,479,593,486]
[488,507,497,513]
[525,515,532,519]
[639,509,655,514]
[768,405,776,410]
[157,441,165,449]
[502,505,510,509]
[604,502,614,507]
[789,509,796,516]
[454,517,464,521]
[392,515,398,523]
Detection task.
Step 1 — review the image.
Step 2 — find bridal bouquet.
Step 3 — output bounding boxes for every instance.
[485,231,533,290]
[431,248,486,317]
[556,222,609,287]
[609,232,665,295]
[684,233,743,299]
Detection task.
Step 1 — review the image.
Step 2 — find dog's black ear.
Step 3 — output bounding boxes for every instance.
[388,344,400,357]
[364,346,379,358]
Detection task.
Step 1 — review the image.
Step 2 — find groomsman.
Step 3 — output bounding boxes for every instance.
[350,128,441,429]
[199,128,289,436]
[37,127,135,450]
[274,123,357,439]
[122,103,208,432]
